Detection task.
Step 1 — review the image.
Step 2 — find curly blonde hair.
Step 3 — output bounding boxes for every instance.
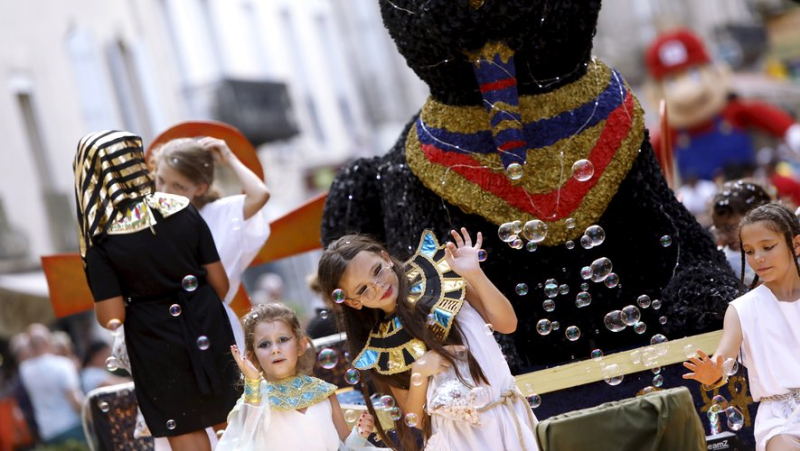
[241,303,315,376]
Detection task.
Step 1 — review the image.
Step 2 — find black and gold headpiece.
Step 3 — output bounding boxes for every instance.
[74,131,155,259]
[352,230,466,375]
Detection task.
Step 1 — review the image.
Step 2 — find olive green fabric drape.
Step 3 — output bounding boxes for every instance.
[535,387,706,451]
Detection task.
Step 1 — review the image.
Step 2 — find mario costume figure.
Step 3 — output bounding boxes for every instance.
[646,28,800,181]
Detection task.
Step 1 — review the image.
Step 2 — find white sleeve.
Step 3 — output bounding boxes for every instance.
[217,382,271,451]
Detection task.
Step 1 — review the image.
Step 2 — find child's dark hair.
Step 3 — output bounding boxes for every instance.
[711,180,770,222]
[738,203,800,290]
[241,303,316,376]
[317,234,487,450]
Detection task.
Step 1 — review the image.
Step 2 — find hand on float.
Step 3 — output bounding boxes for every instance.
[682,349,723,385]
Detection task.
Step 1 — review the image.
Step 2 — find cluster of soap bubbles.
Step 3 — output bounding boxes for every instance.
[708,395,744,432]
[498,220,547,249]
[580,225,606,250]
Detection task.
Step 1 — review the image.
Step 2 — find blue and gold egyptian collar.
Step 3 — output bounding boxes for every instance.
[353,230,466,375]
[264,375,336,411]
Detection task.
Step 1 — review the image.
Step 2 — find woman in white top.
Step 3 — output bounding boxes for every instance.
[684,203,800,451]
[153,135,271,349]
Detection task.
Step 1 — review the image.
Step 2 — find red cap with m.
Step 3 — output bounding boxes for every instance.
[645,29,711,80]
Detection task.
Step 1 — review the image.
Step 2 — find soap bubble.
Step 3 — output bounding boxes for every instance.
[411,372,424,386]
[683,344,696,359]
[603,273,619,288]
[660,235,672,247]
[650,334,668,346]
[590,257,613,282]
[651,299,662,310]
[344,368,361,385]
[506,163,523,180]
[641,347,659,367]
[527,394,542,408]
[344,410,358,423]
[536,319,552,335]
[602,363,623,386]
[580,266,592,280]
[603,310,628,332]
[653,374,664,387]
[321,310,331,320]
[633,321,647,334]
[565,240,575,250]
[106,319,122,334]
[712,395,729,410]
[580,283,589,291]
[181,275,198,292]
[565,325,581,341]
[551,321,560,331]
[709,404,722,415]
[722,358,739,376]
[318,348,339,369]
[515,283,529,296]
[105,356,119,372]
[575,291,591,308]
[478,249,488,261]
[580,235,594,249]
[404,413,419,427]
[652,367,661,375]
[509,238,523,249]
[388,406,402,421]
[379,395,396,410]
[498,223,517,242]
[591,349,604,361]
[525,242,537,252]
[98,401,110,412]
[558,284,569,295]
[724,407,744,431]
[630,350,642,364]
[572,159,594,182]
[169,304,182,317]
[542,300,555,312]
[584,225,606,246]
[637,295,651,309]
[332,289,346,304]
[544,283,558,298]
[166,419,176,430]
[659,316,667,325]
[195,335,209,351]
[565,218,576,229]
[522,220,548,243]
[621,305,641,326]
[510,221,522,234]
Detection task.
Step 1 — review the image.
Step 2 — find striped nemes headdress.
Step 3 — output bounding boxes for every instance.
[73,131,154,259]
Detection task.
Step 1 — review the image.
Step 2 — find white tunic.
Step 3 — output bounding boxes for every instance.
[217,386,380,451]
[730,284,800,450]
[200,195,270,349]
[425,302,538,451]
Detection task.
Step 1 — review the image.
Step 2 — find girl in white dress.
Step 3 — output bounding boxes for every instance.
[317,228,538,451]
[153,136,271,350]
[217,302,380,451]
[684,203,800,451]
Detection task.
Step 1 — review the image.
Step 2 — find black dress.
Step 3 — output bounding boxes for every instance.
[85,204,239,437]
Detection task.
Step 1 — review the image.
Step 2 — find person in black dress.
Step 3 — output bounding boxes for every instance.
[74,130,239,450]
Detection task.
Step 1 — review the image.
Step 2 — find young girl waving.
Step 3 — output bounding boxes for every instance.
[217,303,381,451]
[684,203,800,450]
[317,228,538,451]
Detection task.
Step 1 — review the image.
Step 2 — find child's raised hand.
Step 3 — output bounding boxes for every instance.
[682,349,723,385]
[356,412,375,438]
[231,345,260,380]
[445,228,483,279]
[198,136,235,166]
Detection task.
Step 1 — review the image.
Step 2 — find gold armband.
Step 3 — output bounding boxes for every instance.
[702,375,728,392]
[244,377,262,404]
